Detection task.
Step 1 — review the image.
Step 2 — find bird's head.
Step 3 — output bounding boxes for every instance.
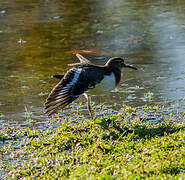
[105,57,137,70]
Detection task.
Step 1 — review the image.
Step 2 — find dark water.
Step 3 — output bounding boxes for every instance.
[0,0,185,129]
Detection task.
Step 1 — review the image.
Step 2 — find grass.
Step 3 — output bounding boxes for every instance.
[0,104,185,179]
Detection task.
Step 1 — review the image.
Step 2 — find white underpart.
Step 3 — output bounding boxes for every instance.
[59,68,82,96]
[89,72,116,95]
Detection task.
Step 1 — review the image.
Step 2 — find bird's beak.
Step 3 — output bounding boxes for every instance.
[124,64,137,70]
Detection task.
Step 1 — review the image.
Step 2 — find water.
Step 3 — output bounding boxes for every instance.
[0,0,185,129]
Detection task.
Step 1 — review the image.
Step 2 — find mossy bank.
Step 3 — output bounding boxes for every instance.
[0,105,185,179]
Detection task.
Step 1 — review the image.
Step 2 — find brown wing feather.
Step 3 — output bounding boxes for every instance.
[45,68,81,116]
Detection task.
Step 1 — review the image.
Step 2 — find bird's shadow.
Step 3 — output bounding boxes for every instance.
[95,117,184,140]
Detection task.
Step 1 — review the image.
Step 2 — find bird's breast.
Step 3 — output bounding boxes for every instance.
[88,72,116,95]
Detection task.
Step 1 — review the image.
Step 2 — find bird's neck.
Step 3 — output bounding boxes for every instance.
[111,67,122,86]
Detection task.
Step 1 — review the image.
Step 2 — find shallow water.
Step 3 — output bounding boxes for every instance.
[0,0,185,129]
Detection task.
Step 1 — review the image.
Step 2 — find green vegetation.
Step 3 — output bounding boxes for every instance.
[0,105,185,179]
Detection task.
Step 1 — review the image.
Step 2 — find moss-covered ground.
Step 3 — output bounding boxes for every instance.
[0,105,185,179]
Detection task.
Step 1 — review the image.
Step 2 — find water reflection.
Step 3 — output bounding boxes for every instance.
[0,0,185,128]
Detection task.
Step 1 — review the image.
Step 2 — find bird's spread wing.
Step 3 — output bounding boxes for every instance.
[45,66,105,115]
[76,54,91,64]
[45,68,82,115]
[68,54,92,67]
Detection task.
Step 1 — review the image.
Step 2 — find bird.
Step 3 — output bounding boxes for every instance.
[45,54,137,118]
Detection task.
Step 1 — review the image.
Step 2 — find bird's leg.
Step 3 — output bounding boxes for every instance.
[84,93,93,119]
